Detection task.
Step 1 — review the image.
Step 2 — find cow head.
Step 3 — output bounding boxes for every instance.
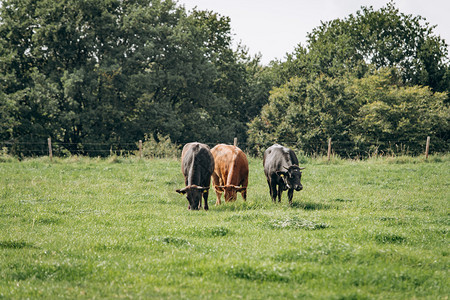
[276,165,305,191]
[214,185,246,202]
[175,185,209,210]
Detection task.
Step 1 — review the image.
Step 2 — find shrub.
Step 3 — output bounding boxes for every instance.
[0,147,17,163]
[140,133,180,159]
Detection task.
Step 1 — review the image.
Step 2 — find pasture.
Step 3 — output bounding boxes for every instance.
[0,155,448,299]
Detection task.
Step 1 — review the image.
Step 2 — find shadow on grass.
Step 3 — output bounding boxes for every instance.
[333,198,353,202]
[222,264,291,283]
[190,226,231,238]
[7,262,91,281]
[34,217,62,225]
[374,233,407,244]
[291,201,335,210]
[0,240,37,249]
[151,236,194,248]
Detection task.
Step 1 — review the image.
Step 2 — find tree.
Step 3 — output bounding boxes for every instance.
[248,74,357,156]
[247,2,449,156]
[0,0,254,155]
[351,70,449,154]
[248,68,449,156]
[272,2,449,92]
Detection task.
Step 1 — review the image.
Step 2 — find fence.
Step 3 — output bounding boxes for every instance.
[0,136,439,160]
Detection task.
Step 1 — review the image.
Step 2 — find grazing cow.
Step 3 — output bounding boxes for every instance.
[211,144,249,204]
[263,144,305,205]
[176,142,214,210]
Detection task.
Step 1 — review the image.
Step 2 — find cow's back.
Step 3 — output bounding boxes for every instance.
[211,144,248,186]
[181,143,214,185]
[264,144,298,175]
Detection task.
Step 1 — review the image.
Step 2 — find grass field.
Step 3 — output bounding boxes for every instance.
[0,154,449,299]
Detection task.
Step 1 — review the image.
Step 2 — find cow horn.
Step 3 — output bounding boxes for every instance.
[215,185,241,189]
[290,165,305,170]
[194,185,209,190]
[293,165,305,170]
[175,187,187,194]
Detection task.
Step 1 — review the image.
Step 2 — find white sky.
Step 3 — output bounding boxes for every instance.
[178,0,450,65]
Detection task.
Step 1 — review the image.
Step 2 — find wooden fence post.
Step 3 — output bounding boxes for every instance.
[48,137,53,161]
[327,138,332,161]
[139,140,143,159]
[234,137,238,147]
[425,136,430,159]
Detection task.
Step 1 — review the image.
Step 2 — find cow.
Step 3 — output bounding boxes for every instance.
[176,142,214,210]
[263,144,305,205]
[211,144,249,204]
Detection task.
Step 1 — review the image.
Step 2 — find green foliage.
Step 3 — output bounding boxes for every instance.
[248,69,449,157]
[248,74,356,156]
[1,1,449,157]
[0,0,254,155]
[247,2,449,157]
[0,147,16,163]
[0,157,448,298]
[140,133,180,159]
[286,1,449,91]
[351,70,449,154]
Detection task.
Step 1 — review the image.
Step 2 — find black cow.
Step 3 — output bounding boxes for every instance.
[176,142,215,210]
[263,144,305,205]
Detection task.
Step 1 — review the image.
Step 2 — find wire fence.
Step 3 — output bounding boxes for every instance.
[248,139,440,158]
[1,136,445,159]
[0,141,141,156]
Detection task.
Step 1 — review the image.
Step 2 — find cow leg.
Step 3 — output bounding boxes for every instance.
[266,178,272,197]
[212,172,222,205]
[241,189,247,201]
[241,177,248,201]
[270,181,278,203]
[203,191,209,211]
[288,188,294,205]
[215,189,222,205]
[277,186,283,203]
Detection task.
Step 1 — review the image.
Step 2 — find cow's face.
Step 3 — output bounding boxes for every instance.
[215,185,246,202]
[176,186,208,210]
[224,186,238,202]
[277,166,304,191]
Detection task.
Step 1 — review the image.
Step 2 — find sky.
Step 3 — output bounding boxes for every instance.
[179,0,450,65]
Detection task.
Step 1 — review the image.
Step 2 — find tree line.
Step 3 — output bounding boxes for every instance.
[1,0,449,157]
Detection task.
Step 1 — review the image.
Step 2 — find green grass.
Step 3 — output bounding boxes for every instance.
[0,155,449,299]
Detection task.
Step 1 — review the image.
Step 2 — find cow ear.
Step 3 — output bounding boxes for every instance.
[276,171,286,177]
[176,188,187,195]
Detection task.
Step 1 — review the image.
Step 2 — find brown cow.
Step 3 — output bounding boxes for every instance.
[211,144,249,204]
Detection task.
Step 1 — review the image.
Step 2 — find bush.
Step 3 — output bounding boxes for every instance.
[0,147,17,163]
[140,134,180,159]
[247,69,449,157]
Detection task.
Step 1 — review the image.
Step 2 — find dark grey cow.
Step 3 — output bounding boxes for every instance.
[176,142,215,210]
[263,144,305,205]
